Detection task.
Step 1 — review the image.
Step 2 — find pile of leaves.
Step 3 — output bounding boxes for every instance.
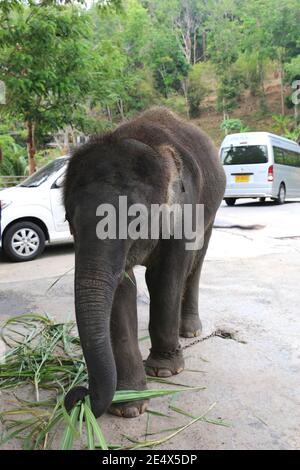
[0,314,228,450]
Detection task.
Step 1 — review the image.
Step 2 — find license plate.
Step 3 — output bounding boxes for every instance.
[235,174,250,183]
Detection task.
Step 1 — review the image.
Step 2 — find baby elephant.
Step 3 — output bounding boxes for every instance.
[64,107,226,418]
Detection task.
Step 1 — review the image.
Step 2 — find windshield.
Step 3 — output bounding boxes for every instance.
[221,145,268,165]
[20,158,68,187]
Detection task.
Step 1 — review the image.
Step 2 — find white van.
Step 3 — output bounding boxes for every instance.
[0,156,72,262]
[220,132,300,206]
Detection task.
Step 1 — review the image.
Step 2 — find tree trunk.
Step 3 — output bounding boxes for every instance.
[202,31,206,61]
[293,83,299,127]
[193,29,197,65]
[70,126,77,147]
[106,105,112,123]
[223,99,229,134]
[280,63,285,116]
[27,121,36,175]
[117,99,125,120]
[61,127,70,156]
[159,66,168,98]
[182,78,190,119]
[258,59,267,112]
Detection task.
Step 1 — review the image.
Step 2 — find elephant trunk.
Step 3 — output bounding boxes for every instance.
[65,249,123,418]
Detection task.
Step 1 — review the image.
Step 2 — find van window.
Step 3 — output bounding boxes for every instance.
[273,147,285,165]
[274,146,300,168]
[222,145,268,165]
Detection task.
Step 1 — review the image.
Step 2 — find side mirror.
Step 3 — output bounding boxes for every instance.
[54,174,65,188]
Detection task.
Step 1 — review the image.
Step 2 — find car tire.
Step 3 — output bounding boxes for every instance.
[259,197,266,203]
[225,198,236,206]
[3,221,46,262]
[275,184,286,205]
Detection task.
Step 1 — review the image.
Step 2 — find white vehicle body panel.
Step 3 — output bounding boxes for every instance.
[0,157,72,248]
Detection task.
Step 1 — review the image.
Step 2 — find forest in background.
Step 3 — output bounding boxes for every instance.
[0,0,299,176]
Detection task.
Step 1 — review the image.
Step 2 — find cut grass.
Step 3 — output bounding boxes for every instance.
[0,314,226,450]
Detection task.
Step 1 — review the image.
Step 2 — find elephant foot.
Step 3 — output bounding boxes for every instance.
[109,399,149,418]
[180,314,202,338]
[145,347,184,377]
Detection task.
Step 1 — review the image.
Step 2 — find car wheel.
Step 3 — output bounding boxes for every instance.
[276,184,286,205]
[225,198,236,206]
[259,197,266,203]
[3,221,46,262]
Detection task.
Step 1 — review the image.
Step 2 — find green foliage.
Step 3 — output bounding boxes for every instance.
[0,0,300,157]
[0,314,217,450]
[220,118,249,135]
[285,56,300,82]
[206,1,244,114]
[0,134,27,176]
[147,27,189,98]
[0,5,92,131]
[187,63,211,117]
[271,114,300,140]
[159,93,188,117]
[285,127,300,142]
[216,74,244,114]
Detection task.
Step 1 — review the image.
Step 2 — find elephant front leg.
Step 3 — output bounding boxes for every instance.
[145,252,187,377]
[109,269,148,418]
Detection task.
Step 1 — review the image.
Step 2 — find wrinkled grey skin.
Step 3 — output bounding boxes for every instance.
[64,107,226,418]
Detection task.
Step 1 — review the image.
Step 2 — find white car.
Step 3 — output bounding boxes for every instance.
[0,156,72,262]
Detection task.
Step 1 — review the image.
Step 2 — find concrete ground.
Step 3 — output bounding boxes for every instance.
[0,199,300,450]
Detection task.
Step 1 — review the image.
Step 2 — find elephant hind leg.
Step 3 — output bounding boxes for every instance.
[109,269,148,418]
[180,224,213,338]
[180,263,202,338]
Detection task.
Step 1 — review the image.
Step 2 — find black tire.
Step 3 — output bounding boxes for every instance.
[3,221,46,262]
[225,198,237,206]
[259,197,266,203]
[275,184,286,205]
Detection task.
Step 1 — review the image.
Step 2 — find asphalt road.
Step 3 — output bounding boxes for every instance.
[1,199,300,450]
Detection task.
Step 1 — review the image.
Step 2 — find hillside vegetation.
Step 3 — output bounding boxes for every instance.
[0,0,299,174]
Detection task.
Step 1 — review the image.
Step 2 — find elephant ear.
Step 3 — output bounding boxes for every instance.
[158,145,185,195]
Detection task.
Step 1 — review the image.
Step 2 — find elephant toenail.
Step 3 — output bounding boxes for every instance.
[140,402,148,414]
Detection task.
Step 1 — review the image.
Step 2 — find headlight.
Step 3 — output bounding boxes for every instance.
[0,200,12,210]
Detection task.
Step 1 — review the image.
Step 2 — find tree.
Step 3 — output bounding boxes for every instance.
[241,0,300,115]
[206,0,243,117]
[143,0,208,65]
[0,4,92,173]
[264,0,300,115]
[220,118,249,135]
[147,27,189,99]
[86,0,156,125]
[143,0,208,115]
[187,63,210,117]
[285,56,300,125]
